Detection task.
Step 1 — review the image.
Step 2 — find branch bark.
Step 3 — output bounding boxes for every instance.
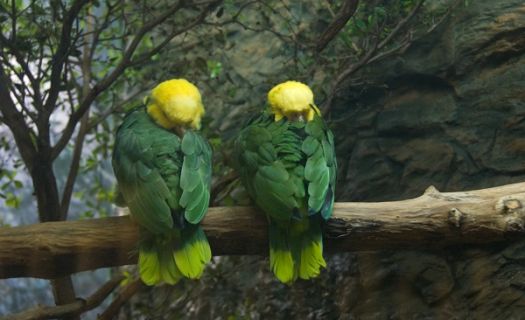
[1,182,525,279]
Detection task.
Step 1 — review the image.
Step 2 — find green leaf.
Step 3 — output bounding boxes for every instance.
[5,193,20,208]
[207,60,222,79]
[355,19,367,31]
[14,180,23,189]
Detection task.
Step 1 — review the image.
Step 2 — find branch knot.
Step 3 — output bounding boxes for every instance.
[448,208,463,228]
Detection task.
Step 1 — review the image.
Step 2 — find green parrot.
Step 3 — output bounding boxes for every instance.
[112,79,212,285]
[234,80,337,283]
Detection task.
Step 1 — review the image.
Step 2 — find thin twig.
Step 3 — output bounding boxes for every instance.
[43,0,90,113]
[130,1,221,67]
[86,88,146,131]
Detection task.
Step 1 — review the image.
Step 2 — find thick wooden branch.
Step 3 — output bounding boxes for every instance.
[1,182,525,279]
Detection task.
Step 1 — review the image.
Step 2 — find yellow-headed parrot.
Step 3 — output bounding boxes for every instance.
[112,79,212,285]
[234,81,337,283]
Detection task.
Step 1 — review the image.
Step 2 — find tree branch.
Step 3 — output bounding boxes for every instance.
[0,32,44,110]
[322,0,425,114]
[1,182,525,279]
[315,0,359,52]
[2,275,125,320]
[0,60,36,170]
[129,1,221,67]
[98,279,143,320]
[43,0,89,113]
[60,8,95,219]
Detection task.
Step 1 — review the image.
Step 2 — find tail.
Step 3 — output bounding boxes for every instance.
[174,225,212,279]
[269,217,326,283]
[138,225,211,285]
[269,223,295,283]
[138,234,182,285]
[293,216,326,280]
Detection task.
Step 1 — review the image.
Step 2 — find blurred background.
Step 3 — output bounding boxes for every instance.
[0,0,524,318]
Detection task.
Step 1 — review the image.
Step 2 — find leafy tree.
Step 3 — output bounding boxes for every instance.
[0,0,221,315]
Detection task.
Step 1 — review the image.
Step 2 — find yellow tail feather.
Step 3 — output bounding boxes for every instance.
[174,238,211,279]
[270,248,295,283]
[139,248,183,285]
[138,250,161,285]
[298,239,326,280]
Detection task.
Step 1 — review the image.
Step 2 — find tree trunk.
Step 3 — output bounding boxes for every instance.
[30,158,78,319]
[31,159,62,222]
[1,182,524,279]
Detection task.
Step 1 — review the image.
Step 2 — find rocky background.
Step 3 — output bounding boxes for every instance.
[335,0,525,201]
[328,1,525,318]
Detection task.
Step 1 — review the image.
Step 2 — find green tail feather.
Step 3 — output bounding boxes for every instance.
[269,224,295,283]
[174,225,211,279]
[269,217,326,283]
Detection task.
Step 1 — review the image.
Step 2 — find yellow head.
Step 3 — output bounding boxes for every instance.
[146,79,205,130]
[267,81,321,122]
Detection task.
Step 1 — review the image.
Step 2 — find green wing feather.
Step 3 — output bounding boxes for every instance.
[179,130,212,224]
[304,115,336,219]
[176,131,212,278]
[113,109,181,234]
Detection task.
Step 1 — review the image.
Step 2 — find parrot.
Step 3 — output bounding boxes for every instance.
[234,80,337,283]
[112,79,212,285]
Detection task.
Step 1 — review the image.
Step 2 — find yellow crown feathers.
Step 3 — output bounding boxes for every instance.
[147,79,205,130]
[268,81,320,122]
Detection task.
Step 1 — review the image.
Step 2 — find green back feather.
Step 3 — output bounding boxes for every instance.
[235,112,336,223]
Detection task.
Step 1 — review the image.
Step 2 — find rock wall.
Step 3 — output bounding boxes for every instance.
[331,1,525,318]
[334,1,525,202]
